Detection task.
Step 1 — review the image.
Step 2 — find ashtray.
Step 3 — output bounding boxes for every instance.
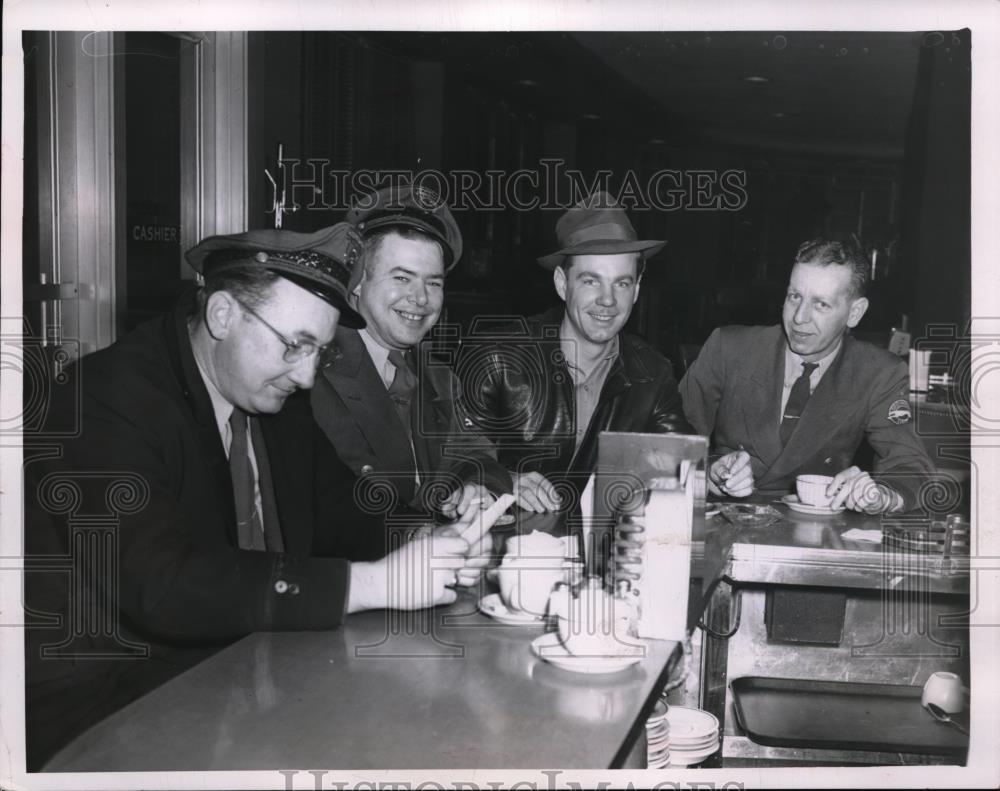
[718,503,782,528]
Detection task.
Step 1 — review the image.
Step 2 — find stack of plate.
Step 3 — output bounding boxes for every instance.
[645,700,670,768]
[664,706,720,766]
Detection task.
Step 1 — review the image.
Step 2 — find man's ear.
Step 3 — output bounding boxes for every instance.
[632,275,642,305]
[553,265,567,302]
[846,296,869,328]
[204,291,238,341]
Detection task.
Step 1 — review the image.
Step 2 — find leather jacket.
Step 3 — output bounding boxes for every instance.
[458,307,693,485]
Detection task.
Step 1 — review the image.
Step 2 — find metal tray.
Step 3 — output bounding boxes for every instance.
[731,676,968,756]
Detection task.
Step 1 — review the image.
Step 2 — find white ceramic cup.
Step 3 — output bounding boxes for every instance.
[550,584,636,657]
[498,533,569,616]
[796,474,835,507]
[921,671,967,714]
[497,560,564,616]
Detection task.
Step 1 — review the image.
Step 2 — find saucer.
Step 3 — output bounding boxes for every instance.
[781,494,845,515]
[478,593,545,626]
[665,706,719,739]
[530,632,643,674]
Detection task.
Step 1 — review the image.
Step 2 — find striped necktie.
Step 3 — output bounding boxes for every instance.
[387,349,417,433]
[229,407,265,550]
[779,362,819,445]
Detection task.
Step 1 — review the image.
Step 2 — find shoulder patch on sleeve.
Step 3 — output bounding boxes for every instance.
[887,398,912,425]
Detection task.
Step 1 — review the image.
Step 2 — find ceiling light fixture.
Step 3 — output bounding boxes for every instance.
[743,75,771,84]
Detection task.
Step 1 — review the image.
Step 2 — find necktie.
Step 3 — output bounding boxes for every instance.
[779,362,819,445]
[229,407,265,551]
[387,349,417,433]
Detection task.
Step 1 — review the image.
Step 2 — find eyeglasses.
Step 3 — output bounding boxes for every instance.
[237,301,328,363]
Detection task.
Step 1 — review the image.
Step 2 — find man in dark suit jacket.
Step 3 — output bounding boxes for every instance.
[679,237,934,513]
[311,185,510,556]
[23,225,484,769]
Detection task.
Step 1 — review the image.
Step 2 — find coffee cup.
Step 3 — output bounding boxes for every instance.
[497,532,570,617]
[497,559,565,616]
[796,474,835,507]
[549,582,637,657]
[921,671,967,715]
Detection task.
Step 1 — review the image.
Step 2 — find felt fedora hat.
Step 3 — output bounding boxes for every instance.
[537,191,666,270]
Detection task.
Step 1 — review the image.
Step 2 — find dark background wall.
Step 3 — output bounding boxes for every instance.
[244,31,970,376]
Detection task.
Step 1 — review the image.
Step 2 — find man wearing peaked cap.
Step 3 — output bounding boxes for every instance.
[312,184,511,560]
[23,223,489,769]
[459,191,692,513]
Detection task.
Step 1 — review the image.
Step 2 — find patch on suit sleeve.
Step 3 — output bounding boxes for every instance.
[887,398,912,425]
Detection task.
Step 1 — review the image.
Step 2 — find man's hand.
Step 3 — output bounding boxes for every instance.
[828,466,903,514]
[708,451,754,498]
[440,482,495,520]
[424,501,496,588]
[347,532,471,613]
[512,471,562,513]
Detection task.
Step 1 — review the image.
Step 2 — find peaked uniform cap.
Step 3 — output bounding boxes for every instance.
[185,223,365,328]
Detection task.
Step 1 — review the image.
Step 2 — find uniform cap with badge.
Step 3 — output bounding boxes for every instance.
[185,223,366,328]
[346,183,463,288]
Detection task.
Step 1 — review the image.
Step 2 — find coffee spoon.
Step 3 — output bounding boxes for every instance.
[924,702,969,735]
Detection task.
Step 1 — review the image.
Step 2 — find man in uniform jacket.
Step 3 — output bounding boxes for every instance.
[23,224,484,769]
[459,192,692,513]
[311,185,511,561]
[679,237,935,513]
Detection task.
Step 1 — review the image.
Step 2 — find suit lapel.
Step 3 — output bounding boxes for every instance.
[740,328,785,469]
[763,336,857,485]
[164,297,239,542]
[322,329,417,481]
[411,349,452,479]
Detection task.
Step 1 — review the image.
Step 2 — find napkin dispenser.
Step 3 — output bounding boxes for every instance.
[591,432,708,642]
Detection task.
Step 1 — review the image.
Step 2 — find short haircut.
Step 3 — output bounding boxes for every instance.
[559,252,645,279]
[189,266,282,324]
[361,226,445,279]
[793,237,869,299]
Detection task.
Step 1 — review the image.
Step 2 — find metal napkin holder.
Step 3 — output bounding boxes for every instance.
[591,432,708,641]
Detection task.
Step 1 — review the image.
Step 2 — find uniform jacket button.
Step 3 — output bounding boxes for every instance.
[274,580,289,594]
[361,464,374,474]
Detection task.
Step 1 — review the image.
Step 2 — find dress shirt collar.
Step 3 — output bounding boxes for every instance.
[193,355,235,449]
[783,336,842,386]
[560,326,620,385]
[358,327,399,388]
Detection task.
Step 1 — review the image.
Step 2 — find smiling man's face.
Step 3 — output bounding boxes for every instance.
[554,253,641,349]
[356,231,445,350]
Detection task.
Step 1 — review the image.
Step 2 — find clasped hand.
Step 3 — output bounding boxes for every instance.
[347,498,493,614]
[826,466,902,514]
[708,452,901,515]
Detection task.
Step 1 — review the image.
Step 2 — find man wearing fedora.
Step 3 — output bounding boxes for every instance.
[22,223,489,769]
[310,185,511,561]
[460,192,691,512]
